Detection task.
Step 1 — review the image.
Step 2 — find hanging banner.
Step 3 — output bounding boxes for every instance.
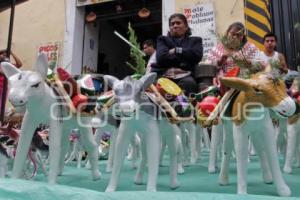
[37,42,61,70]
[77,0,114,7]
[182,3,217,56]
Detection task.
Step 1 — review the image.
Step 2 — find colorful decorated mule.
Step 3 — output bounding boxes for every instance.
[218,72,296,196]
[1,54,100,184]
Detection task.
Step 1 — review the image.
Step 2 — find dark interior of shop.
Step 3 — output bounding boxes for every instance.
[86,0,162,78]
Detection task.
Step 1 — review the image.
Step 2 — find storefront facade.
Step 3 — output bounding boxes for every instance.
[0,0,298,75]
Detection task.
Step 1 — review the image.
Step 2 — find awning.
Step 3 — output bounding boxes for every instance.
[0,0,27,12]
[77,0,114,7]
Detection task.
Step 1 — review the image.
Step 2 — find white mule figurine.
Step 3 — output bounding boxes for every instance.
[1,54,100,184]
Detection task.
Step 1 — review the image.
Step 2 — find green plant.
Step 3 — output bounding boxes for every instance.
[295,22,300,30]
[219,34,243,51]
[220,37,262,78]
[126,22,146,75]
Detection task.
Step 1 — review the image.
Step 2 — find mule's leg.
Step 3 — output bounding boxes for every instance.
[297,136,300,167]
[106,126,117,173]
[79,126,101,180]
[176,134,185,174]
[180,125,190,166]
[219,120,233,185]
[186,122,197,164]
[277,118,287,157]
[248,137,256,156]
[232,125,249,195]
[209,124,222,173]
[134,134,146,185]
[264,121,291,197]
[145,119,160,192]
[48,119,63,184]
[12,115,37,179]
[202,128,211,149]
[58,127,71,175]
[130,133,140,169]
[284,124,298,173]
[159,135,167,166]
[0,155,8,178]
[195,124,202,160]
[166,124,180,189]
[76,146,83,169]
[106,122,131,192]
[251,134,273,183]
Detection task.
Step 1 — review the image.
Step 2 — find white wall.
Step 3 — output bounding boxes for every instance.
[64,0,85,75]
[0,0,65,70]
[82,21,99,73]
[162,0,176,35]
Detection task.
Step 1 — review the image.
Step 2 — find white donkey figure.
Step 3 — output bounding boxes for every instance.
[1,54,100,184]
[218,72,296,196]
[104,73,160,192]
[283,113,300,173]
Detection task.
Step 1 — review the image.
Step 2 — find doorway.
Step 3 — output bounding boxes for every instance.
[86,0,162,78]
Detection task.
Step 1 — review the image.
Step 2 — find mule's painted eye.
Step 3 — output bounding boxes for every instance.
[31,82,41,88]
[253,87,262,94]
[18,74,22,80]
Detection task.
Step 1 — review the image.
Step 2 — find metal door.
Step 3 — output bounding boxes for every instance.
[271,0,300,70]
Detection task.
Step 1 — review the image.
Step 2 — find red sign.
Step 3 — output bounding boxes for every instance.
[38,42,60,70]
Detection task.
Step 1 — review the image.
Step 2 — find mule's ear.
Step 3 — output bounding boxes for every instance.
[35,53,48,79]
[220,77,251,91]
[139,72,157,90]
[104,75,119,88]
[1,62,21,79]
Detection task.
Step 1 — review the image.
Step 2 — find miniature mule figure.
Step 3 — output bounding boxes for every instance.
[219,72,296,196]
[1,54,100,184]
[104,73,162,192]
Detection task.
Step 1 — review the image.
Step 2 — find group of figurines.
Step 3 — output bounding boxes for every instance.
[0,13,300,197]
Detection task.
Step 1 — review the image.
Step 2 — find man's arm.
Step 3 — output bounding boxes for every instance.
[279,53,288,74]
[10,52,22,68]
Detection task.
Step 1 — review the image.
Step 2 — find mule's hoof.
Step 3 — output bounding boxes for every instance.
[237,190,248,195]
[278,185,291,197]
[218,176,229,186]
[146,187,156,192]
[283,166,292,174]
[177,166,185,174]
[92,171,101,180]
[159,163,165,167]
[85,163,92,169]
[48,179,57,185]
[106,166,112,173]
[183,161,189,167]
[170,181,180,190]
[190,158,197,164]
[134,175,143,185]
[105,187,115,192]
[208,166,217,174]
[263,175,273,184]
